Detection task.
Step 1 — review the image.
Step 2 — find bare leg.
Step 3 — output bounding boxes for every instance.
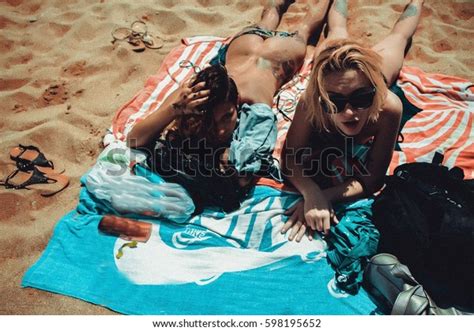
[372,0,424,85]
[313,0,350,55]
[288,0,331,44]
[258,0,295,30]
[326,0,350,40]
[255,1,330,84]
[227,0,294,63]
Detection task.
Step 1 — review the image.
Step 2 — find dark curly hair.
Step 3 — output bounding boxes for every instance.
[194,64,238,113]
[167,64,238,146]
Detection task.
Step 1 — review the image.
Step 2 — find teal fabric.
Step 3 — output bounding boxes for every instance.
[389,84,423,151]
[326,198,380,295]
[305,138,379,294]
[229,103,278,175]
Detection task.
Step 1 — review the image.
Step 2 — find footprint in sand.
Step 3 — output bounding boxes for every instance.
[12,104,27,113]
[433,39,453,52]
[0,38,14,52]
[63,61,87,77]
[8,91,36,113]
[390,3,433,18]
[407,45,438,64]
[0,15,27,29]
[39,82,69,107]
[421,6,434,18]
[59,11,82,22]
[25,2,41,15]
[47,22,71,37]
[160,0,176,9]
[11,53,33,65]
[452,2,474,21]
[0,78,30,91]
[62,60,102,78]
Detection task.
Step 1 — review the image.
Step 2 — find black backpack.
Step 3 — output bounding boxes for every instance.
[372,153,474,310]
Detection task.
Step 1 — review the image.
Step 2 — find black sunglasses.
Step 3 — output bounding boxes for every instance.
[320,87,377,114]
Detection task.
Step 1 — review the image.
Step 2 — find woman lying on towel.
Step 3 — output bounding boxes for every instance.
[281,0,424,240]
[127,65,245,212]
[126,0,332,212]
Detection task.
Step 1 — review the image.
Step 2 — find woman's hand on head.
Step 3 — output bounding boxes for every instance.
[281,200,314,242]
[303,190,339,235]
[171,76,210,114]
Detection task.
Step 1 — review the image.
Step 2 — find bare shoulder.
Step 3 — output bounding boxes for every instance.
[380,90,403,122]
[372,90,403,136]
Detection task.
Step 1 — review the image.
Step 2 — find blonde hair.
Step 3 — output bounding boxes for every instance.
[305,39,388,132]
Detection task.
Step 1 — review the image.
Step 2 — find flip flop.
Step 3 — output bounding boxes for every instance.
[9,144,64,174]
[142,33,163,50]
[98,215,152,243]
[112,21,163,52]
[127,35,146,52]
[111,26,132,43]
[111,27,146,52]
[1,166,69,197]
[131,21,163,50]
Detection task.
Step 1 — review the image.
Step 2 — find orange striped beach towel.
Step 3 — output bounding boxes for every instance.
[106,37,474,187]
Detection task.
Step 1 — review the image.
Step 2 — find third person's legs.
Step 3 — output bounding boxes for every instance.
[258,0,295,30]
[313,0,350,57]
[372,0,424,85]
[284,0,331,44]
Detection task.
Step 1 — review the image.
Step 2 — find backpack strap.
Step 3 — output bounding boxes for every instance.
[391,284,470,315]
[431,152,444,165]
[391,285,430,315]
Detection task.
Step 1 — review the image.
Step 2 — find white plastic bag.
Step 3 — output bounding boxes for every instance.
[85,144,195,223]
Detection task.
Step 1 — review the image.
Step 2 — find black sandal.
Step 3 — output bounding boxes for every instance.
[9,144,60,173]
[1,167,69,197]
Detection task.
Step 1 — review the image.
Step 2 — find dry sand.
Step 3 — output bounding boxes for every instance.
[0,0,472,314]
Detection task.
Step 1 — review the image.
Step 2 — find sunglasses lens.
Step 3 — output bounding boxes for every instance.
[324,96,348,113]
[332,98,348,113]
[321,98,347,113]
[350,90,376,109]
[322,88,376,113]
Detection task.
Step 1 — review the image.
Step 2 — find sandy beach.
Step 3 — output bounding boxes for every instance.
[0,0,472,314]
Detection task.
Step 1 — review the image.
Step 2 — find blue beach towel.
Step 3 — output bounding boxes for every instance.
[22,143,379,315]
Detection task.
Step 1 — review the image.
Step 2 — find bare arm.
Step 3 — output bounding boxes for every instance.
[281,98,321,198]
[323,91,403,202]
[126,79,209,148]
[126,92,179,148]
[282,96,338,234]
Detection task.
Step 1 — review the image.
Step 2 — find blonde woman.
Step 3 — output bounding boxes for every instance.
[281,0,424,240]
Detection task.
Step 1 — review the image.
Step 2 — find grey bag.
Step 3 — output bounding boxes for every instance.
[363,253,469,315]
